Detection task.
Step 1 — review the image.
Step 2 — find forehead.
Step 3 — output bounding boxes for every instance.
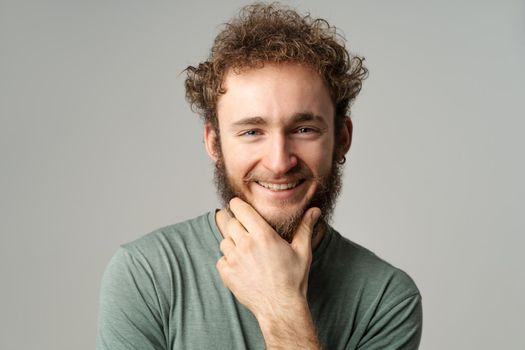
[217,63,334,127]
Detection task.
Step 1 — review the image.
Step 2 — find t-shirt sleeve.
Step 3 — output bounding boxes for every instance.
[356,293,423,350]
[96,248,167,350]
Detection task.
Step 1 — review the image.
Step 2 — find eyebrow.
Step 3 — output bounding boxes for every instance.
[231,116,267,127]
[231,112,328,128]
[291,112,327,126]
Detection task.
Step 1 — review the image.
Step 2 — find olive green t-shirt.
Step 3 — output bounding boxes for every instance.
[97,212,422,349]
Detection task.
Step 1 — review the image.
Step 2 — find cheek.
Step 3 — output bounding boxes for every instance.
[311,155,332,177]
[302,140,334,171]
[221,133,266,158]
[221,142,258,176]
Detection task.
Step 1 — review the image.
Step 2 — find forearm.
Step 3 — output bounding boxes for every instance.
[256,298,321,350]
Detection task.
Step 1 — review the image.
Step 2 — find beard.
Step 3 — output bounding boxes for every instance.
[213,142,344,242]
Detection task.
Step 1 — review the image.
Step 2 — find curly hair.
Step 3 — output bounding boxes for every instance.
[185,3,368,137]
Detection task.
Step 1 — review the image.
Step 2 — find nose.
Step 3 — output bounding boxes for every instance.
[261,133,298,175]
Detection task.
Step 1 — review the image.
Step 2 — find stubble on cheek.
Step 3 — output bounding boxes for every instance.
[213,155,342,242]
[212,131,343,242]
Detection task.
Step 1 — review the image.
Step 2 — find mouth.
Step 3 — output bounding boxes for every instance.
[255,179,305,191]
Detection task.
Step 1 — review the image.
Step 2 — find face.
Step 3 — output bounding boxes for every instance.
[205,63,351,240]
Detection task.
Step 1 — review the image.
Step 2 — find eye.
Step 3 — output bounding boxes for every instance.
[239,129,262,137]
[296,127,318,134]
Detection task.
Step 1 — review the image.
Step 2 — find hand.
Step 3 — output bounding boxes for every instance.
[216,197,321,321]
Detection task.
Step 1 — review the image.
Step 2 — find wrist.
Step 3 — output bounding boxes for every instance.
[256,297,320,350]
[255,293,308,325]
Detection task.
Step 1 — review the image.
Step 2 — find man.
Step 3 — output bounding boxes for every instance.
[97,4,422,349]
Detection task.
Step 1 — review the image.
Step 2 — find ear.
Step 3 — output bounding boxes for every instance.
[339,117,353,158]
[204,123,220,162]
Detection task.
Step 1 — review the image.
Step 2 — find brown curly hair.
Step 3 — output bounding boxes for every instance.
[184,3,368,138]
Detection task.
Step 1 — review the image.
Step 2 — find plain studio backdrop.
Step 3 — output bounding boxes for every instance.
[1,0,523,349]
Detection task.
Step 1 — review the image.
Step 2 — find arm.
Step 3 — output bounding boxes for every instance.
[256,297,321,350]
[357,293,422,350]
[96,248,166,350]
[216,198,322,349]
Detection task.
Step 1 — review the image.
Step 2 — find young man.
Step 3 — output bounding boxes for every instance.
[97,4,422,349]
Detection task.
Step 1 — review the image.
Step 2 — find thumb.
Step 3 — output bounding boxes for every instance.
[291,207,321,253]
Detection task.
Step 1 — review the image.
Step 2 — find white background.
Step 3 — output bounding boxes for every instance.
[1,0,524,349]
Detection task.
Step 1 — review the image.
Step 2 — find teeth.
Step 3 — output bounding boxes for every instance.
[257,181,299,191]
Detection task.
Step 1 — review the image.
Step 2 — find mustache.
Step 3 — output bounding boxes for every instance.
[242,165,314,183]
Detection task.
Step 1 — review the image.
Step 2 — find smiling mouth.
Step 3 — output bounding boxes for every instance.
[256,180,304,191]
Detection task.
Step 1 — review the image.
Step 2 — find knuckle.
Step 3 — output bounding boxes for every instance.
[216,257,224,271]
[300,220,310,232]
[228,252,238,265]
[216,256,232,273]
[304,253,312,265]
[238,236,252,251]
[259,231,274,246]
[219,239,228,252]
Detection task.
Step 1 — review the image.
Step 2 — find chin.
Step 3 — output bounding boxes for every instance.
[253,201,306,227]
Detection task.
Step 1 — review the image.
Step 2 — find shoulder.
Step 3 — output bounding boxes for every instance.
[100,211,220,297]
[331,230,419,295]
[314,228,421,316]
[120,211,219,259]
[313,229,422,348]
[104,212,220,282]
[96,214,217,350]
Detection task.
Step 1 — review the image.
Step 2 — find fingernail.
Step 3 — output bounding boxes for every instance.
[311,208,321,223]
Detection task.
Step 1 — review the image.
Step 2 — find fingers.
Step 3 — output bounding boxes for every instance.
[215,256,230,286]
[229,198,272,236]
[216,208,231,234]
[291,207,321,253]
[217,205,249,242]
[219,236,235,256]
[225,216,246,245]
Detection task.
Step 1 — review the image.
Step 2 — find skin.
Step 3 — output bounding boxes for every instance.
[204,63,352,349]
